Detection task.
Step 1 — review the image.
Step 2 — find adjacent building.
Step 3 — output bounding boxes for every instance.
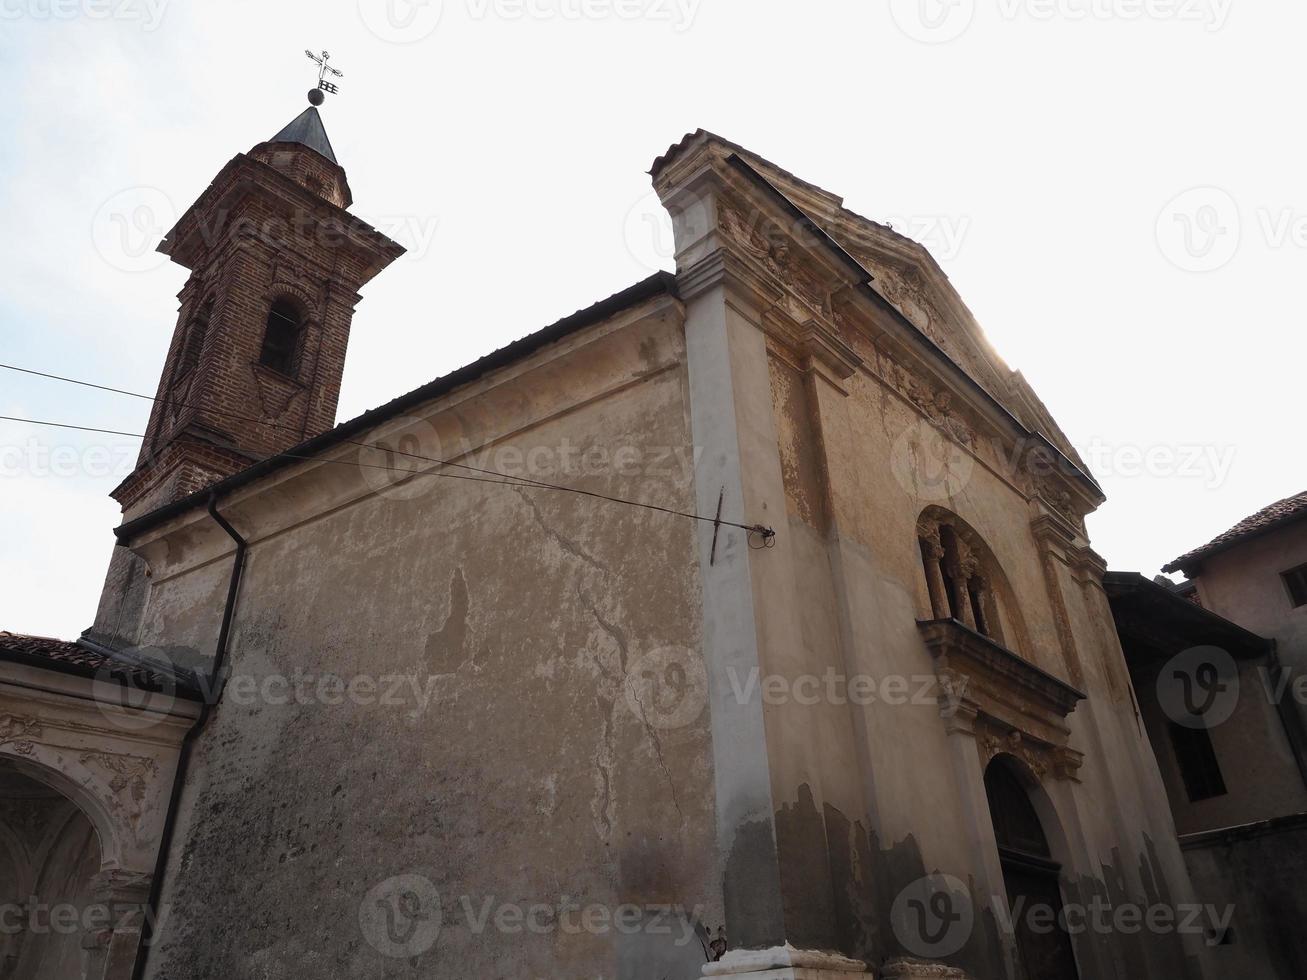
[1106,493,1307,979]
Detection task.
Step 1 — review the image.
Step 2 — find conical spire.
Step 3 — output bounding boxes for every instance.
[270,105,338,164]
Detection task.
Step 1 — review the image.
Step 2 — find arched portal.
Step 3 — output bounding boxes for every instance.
[0,760,104,980]
[984,756,1080,980]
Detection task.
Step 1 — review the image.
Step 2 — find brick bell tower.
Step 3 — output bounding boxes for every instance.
[91,90,404,648]
[113,100,404,514]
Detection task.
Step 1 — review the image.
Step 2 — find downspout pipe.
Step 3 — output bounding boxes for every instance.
[130,494,247,980]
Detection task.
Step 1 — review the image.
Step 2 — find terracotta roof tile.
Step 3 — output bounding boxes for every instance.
[1164,490,1307,572]
[0,631,194,694]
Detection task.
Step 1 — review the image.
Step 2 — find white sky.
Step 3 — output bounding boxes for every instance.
[1,0,1302,639]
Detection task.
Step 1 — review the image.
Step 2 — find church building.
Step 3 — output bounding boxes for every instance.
[1,96,1220,979]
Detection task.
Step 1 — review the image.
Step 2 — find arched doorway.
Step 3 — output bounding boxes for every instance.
[984,756,1080,980]
[0,760,103,980]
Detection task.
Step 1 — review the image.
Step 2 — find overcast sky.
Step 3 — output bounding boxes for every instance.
[1,0,1302,639]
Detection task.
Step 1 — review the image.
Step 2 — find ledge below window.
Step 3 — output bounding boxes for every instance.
[917,618,1086,750]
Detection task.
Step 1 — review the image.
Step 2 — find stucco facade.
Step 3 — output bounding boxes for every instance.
[4,119,1226,979]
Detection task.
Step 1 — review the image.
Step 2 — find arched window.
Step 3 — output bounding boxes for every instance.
[984,758,1080,979]
[917,510,1008,645]
[259,299,302,376]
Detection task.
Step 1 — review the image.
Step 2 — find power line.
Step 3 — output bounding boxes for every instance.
[0,361,769,533]
[0,411,776,540]
[0,415,142,438]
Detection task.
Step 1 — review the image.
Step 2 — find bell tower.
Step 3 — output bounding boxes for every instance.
[111,96,404,515]
[92,79,403,647]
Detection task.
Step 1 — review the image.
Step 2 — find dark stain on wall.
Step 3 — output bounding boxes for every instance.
[723,817,786,951]
[775,784,839,950]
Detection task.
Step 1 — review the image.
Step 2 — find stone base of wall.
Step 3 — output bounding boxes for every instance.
[702,946,872,978]
[881,958,972,978]
[701,948,974,979]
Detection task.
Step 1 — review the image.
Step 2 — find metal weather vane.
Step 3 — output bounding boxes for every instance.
[304,49,343,104]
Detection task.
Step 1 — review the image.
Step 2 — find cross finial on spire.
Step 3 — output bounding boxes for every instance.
[304,49,343,105]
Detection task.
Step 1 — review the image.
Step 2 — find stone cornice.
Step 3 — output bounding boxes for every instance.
[653,132,1104,510]
[159,153,404,278]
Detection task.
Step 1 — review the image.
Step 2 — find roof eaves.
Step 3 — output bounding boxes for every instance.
[1163,492,1307,573]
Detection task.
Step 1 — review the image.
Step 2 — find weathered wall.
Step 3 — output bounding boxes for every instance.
[1182,815,1307,980]
[129,298,720,978]
[746,290,1206,978]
